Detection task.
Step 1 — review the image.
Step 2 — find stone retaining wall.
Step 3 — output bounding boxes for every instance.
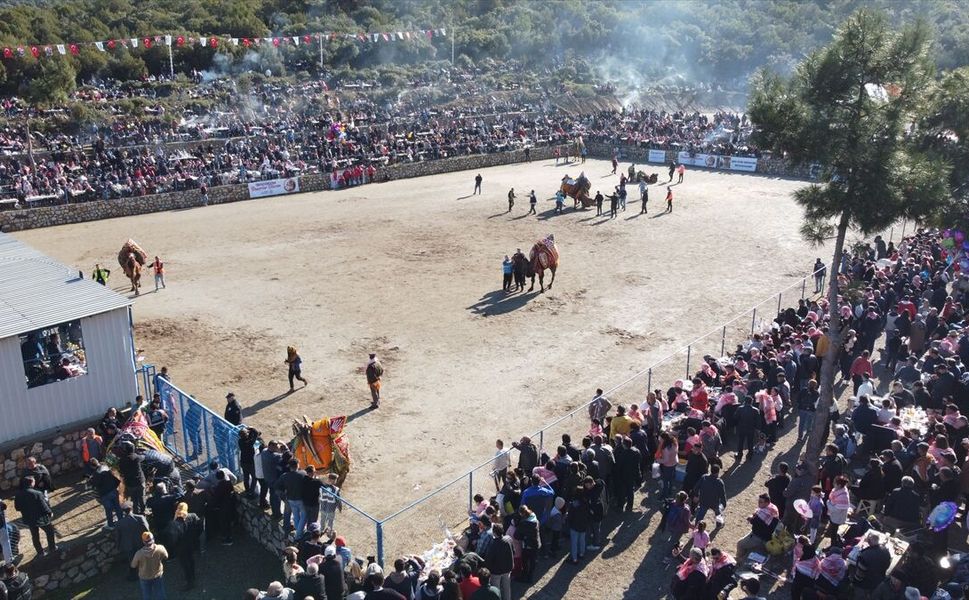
[237,494,288,558]
[0,427,94,491]
[0,142,813,233]
[27,535,117,598]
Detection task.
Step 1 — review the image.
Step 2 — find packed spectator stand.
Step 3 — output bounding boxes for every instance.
[0,75,758,212]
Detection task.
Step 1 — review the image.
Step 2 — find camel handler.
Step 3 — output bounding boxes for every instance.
[92,263,111,286]
[366,353,384,409]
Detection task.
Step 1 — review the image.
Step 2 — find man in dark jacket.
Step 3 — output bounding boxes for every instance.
[224,392,242,426]
[88,459,123,529]
[275,459,307,537]
[321,545,346,600]
[681,444,709,495]
[301,466,325,530]
[880,476,922,531]
[512,437,538,474]
[734,398,761,460]
[117,442,146,514]
[693,465,727,524]
[615,437,642,512]
[852,532,892,592]
[146,482,178,534]
[258,441,282,516]
[14,477,56,556]
[484,524,514,600]
[165,502,202,590]
[238,427,258,496]
[879,450,904,492]
[782,463,814,530]
[20,458,52,499]
[290,562,326,599]
[115,503,149,580]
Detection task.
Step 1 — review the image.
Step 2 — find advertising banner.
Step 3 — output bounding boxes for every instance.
[718,156,757,172]
[693,154,720,169]
[248,177,300,198]
[648,149,667,163]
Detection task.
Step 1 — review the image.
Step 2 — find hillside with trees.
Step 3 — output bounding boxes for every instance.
[0,0,967,104]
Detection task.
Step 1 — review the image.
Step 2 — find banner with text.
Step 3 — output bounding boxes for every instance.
[647,149,667,163]
[722,156,758,172]
[248,177,300,199]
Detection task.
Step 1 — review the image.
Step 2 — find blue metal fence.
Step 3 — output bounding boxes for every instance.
[155,378,241,476]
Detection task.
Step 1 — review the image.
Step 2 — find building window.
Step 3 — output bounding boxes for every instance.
[19,320,87,388]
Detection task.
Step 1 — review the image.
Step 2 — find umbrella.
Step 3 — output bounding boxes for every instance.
[794,499,813,519]
[927,502,959,532]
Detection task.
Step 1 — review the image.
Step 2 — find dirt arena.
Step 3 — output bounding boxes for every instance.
[19,158,832,597]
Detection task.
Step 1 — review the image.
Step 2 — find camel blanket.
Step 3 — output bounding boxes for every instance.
[530,235,559,270]
[118,239,148,268]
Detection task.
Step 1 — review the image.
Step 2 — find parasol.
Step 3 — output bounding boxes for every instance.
[927,501,959,532]
[794,499,813,519]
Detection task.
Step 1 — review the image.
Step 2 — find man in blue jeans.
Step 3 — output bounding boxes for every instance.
[89,459,123,530]
[131,531,168,600]
[798,380,820,440]
[275,459,307,538]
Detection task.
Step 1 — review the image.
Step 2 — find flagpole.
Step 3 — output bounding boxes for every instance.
[167,43,174,79]
[450,23,455,65]
[318,34,323,71]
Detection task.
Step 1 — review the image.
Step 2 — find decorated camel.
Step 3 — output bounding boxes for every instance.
[118,239,147,296]
[291,415,351,486]
[528,234,559,292]
[560,173,593,208]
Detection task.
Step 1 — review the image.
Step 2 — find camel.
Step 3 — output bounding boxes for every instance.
[123,253,142,295]
[118,239,148,296]
[560,174,593,208]
[528,234,559,292]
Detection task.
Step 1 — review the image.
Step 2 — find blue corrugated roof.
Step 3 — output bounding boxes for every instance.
[0,233,132,338]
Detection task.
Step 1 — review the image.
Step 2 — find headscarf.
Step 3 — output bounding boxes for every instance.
[819,553,846,585]
[794,547,821,580]
[755,502,779,525]
[676,555,710,581]
[710,551,736,573]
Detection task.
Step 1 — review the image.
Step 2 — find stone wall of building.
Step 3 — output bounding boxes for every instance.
[0,427,95,491]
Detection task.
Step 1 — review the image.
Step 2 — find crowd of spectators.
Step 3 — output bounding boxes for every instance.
[0,73,757,210]
[7,227,969,600]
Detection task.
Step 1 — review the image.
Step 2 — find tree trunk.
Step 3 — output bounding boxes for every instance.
[803,211,851,475]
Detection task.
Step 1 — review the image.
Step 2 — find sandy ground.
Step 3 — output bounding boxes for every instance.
[18,158,841,598]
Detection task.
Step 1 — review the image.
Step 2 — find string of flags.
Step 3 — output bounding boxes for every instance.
[0,28,447,61]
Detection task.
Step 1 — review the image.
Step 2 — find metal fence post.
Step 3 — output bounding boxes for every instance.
[468,472,474,511]
[777,293,782,315]
[721,326,727,357]
[889,227,894,244]
[801,278,806,300]
[376,522,384,567]
[750,308,757,336]
[685,345,692,379]
[647,368,652,392]
[202,408,210,465]
[180,392,189,457]
[901,220,906,239]
[538,431,544,455]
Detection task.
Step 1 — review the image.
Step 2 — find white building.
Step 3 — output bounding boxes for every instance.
[0,232,137,443]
